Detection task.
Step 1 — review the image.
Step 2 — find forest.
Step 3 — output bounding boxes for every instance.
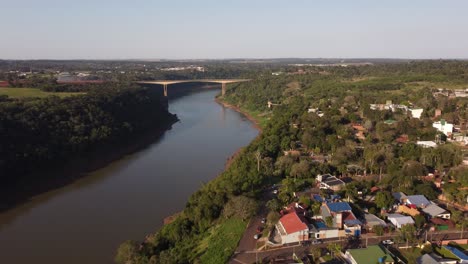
[0,85,177,198]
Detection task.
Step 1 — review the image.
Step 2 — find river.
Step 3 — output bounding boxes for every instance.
[0,88,258,264]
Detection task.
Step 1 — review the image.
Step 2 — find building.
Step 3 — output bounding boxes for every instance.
[387,214,415,229]
[433,120,454,136]
[344,245,395,264]
[406,195,431,208]
[363,213,387,232]
[416,253,458,264]
[317,174,346,191]
[410,108,424,119]
[396,205,421,217]
[276,211,309,244]
[417,141,438,148]
[444,246,468,263]
[422,203,451,219]
[392,192,408,204]
[321,202,362,236]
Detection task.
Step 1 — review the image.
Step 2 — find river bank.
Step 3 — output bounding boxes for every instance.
[0,88,259,264]
[0,116,178,213]
[215,97,263,131]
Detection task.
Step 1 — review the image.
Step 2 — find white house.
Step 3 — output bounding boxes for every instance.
[410,108,424,119]
[276,211,309,244]
[433,120,454,136]
[387,214,415,229]
[417,141,438,148]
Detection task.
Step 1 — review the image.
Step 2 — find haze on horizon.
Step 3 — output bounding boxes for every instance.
[1,0,468,60]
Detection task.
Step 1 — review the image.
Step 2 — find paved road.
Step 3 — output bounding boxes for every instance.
[231,230,467,264]
[235,188,275,253]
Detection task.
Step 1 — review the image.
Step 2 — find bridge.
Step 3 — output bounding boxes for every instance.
[137,79,250,96]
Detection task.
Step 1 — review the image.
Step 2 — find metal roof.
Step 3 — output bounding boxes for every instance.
[422,203,447,217]
[407,195,431,207]
[327,202,352,212]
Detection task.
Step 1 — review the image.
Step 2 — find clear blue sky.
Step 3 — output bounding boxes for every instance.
[1,0,467,59]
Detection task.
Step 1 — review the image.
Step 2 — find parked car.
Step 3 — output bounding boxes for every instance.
[254,234,261,240]
[272,189,278,194]
[311,239,323,245]
[261,218,266,224]
[382,239,394,245]
[256,226,264,233]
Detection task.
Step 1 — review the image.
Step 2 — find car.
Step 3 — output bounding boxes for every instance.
[311,239,323,245]
[254,234,261,240]
[256,226,264,233]
[272,189,278,194]
[261,218,266,224]
[382,239,394,245]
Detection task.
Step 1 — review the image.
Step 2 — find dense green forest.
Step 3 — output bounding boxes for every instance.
[0,85,177,190]
[116,61,468,264]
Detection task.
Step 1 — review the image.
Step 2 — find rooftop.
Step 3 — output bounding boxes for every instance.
[279,212,308,235]
[407,195,431,207]
[422,203,448,217]
[327,202,352,213]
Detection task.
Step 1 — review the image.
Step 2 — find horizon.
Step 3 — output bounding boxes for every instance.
[1,0,468,60]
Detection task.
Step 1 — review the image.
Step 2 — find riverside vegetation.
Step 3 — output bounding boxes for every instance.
[115,60,468,263]
[0,84,177,208]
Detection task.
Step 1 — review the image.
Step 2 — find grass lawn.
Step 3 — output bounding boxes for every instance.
[197,217,247,264]
[434,246,458,259]
[0,88,83,98]
[399,248,422,264]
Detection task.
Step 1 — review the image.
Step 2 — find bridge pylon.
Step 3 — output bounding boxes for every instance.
[221,82,226,96]
[163,84,168,97]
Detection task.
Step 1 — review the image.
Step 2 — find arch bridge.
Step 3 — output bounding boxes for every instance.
[137,79,250,97]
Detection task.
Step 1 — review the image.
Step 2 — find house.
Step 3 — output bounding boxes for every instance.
[396,205,421,217]
[276,211,309,244]
[410,108,424,119]
[433,120,454,136]
[387,213,415,229]
[392,192,408,204]
[406,195,431,208]
[417,141,438,148]
[283,150,301,157]
[344,245,395,264]
[430,218,455,231]
[396,134,410,144]
[416,253,458,264]
[422,203,450,219]
[444,246,468,263]
[363,213,387,232]
[321,202,362,236]
[317,174,346,191]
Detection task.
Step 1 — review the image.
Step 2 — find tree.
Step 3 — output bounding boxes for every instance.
[222,196,258,221]
[325,216,334,228]
[115,240,139,264]
[374,225,384,236]
[267,211,280,226]
[400,224,417,244]
[414,215,426,230]
[290,160,311,179]
[254,150,262,172]
[375,191,394,210]
[266,198,281,212]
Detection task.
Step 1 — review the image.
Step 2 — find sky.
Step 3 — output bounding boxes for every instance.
[1,0,468,59]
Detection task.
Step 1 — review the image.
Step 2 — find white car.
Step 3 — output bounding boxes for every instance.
[382,240,394,245]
